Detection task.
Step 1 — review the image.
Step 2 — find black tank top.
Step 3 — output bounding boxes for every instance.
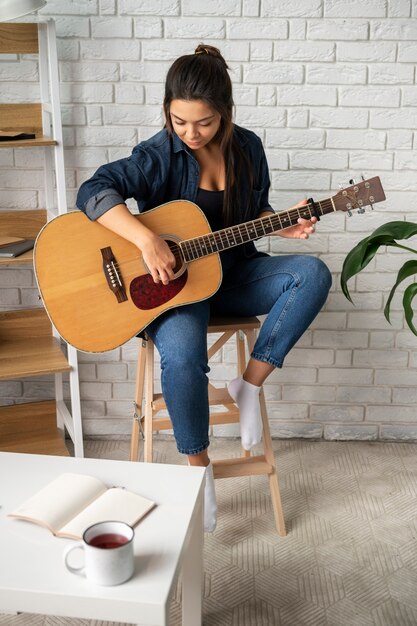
[195,187,241,271]
[195,187,224,231]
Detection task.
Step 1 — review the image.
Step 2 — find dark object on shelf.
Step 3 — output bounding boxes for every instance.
[0,131,36,141]
[0,239,35,257]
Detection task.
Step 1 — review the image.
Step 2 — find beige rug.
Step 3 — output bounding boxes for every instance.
[2,438,417,625]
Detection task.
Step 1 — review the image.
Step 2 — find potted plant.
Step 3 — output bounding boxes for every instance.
[341,221,417,336]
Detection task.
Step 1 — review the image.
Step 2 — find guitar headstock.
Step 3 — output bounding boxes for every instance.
[332,176,385,215]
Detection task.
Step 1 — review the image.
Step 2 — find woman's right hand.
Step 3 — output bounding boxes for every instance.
[96,203,176,285]
[140,233,176,285]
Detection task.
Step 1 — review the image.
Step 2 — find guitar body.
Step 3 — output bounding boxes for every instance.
[34,201,222,353]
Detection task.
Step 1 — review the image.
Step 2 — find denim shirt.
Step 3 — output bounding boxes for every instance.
[76,124,274,261]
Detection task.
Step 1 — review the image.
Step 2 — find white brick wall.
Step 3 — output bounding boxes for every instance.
[1,0,417,442]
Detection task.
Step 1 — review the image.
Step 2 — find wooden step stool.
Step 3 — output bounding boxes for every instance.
[130,316,286,536]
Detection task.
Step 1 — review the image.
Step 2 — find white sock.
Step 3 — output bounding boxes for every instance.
[228,376,263,451]
[203,462,217,533]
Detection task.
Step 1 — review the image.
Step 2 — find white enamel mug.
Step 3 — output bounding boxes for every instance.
[64,520,135,586]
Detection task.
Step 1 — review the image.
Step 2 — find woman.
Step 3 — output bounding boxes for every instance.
[77,44,332,532]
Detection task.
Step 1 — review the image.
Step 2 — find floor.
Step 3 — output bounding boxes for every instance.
[2,437,417,626]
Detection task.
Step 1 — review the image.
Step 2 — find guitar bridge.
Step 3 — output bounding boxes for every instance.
[101,247,128,303]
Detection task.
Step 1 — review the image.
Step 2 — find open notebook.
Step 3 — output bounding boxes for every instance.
[9,473,156,540]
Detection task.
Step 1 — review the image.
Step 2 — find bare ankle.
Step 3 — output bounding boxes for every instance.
[187,449,210,467]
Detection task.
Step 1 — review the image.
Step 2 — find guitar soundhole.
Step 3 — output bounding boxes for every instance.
[167,240,184,275]
[129,239,188,310]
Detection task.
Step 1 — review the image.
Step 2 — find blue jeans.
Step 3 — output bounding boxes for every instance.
[146,254,332,455]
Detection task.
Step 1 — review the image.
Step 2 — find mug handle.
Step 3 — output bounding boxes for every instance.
[64,543,85,576]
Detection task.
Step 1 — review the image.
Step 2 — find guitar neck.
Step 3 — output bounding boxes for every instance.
[180,196,336,262]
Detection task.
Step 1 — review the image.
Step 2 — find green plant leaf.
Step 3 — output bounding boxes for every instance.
[384,260,417,323]
[341,221,417,303]
[367,221,417,243]
[403,283,417,336]
[341,242,379,302]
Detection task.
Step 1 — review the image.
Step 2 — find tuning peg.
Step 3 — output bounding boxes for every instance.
[349,179,355,185]
[347,210,352,217]
[360,173,365,181]
[357,208,365,214]
[370,203,374,210]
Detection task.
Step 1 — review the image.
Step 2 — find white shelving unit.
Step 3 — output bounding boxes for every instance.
[0,20,84,457]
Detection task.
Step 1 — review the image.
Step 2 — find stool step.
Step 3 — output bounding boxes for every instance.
[143,410,241,433]
[151,393,165,411]
[146,415,172,431]
[209,411,239,425]
[152,387,238,411]
[212,455,273,478]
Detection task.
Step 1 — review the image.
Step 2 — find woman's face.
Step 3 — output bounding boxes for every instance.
[169,99,221,151]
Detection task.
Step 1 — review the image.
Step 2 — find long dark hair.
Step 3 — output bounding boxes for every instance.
[163,44,254,227]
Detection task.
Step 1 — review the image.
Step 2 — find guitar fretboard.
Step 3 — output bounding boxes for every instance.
[179,197,335,262]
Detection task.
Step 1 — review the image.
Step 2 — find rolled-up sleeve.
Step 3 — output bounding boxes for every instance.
[76,149,151,221]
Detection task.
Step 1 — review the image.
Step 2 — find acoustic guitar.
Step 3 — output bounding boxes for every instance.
[34,176,385,353]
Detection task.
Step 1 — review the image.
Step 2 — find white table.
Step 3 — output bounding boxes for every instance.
[0,452,205,626]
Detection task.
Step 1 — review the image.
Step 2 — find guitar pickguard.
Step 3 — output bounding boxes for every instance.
[129,271,188,310]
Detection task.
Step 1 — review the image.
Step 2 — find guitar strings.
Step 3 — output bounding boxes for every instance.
[111,248,184,274]
[190,197,337,258]
[181,200,333,258]
[112,198,335,271]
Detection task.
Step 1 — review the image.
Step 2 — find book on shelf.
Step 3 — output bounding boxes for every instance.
[0,131,36,141]
[0,238,35,258]
[8,473,156,540]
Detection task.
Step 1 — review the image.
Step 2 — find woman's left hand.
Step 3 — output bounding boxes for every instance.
[273,199,317,240]
[281,216,317,239]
